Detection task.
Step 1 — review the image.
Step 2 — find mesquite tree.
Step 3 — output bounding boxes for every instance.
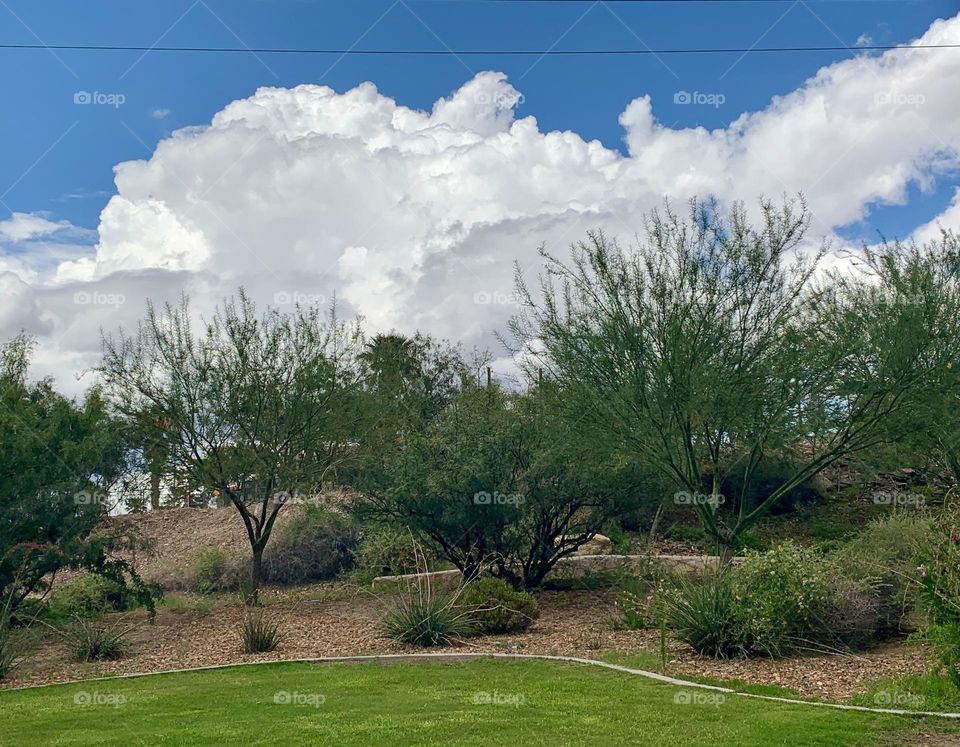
[510,197,957,552]
[99,291,360,603]
[357,385,641,588]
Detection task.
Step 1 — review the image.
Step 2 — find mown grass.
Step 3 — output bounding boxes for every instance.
[0,659,942,746]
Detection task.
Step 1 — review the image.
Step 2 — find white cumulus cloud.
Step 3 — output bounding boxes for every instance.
[3,15,960,392]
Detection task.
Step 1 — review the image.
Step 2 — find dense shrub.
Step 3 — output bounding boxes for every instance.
[815,574,885,650]
[659,539,907,658]
[240,610,282,654]
[458,577,539,634]
[359,386,645,589]
[187,548,246,594]
[262,509,358,585]
[733,542,830,656]
[59,616,137,662]
[831,513,932,635]
[48,573,139,619]
[352,527,421,581]
[918,501,960,686]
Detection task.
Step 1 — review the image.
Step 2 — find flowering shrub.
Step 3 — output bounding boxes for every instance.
[732,541,830,656]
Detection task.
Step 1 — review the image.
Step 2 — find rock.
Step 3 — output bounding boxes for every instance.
[575,534,615,556]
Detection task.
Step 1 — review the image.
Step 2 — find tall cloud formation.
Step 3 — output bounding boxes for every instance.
[5,13,960,391]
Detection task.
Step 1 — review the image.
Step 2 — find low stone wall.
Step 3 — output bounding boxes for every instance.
[371,554,744,588]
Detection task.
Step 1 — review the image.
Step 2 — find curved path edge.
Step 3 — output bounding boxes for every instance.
[3,651,958,720]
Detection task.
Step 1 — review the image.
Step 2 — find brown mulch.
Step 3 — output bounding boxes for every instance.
[2,587,932,701]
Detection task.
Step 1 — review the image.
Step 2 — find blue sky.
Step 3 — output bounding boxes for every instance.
[1,0,957,239]
[1,1,959,390]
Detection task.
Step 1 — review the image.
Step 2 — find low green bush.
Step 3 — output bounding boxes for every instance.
[352,527,421,581]
[162,594,214,616]
[188,548,246,595]
[262,509,359,585]
[47,574,138,619]
[733,541,830,656]
[458,577,539,634]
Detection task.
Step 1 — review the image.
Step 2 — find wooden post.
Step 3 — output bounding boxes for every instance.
[486,366,492,388]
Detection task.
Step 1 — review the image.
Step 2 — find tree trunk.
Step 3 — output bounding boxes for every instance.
[150,469,161,511]
[716,541,735,568]
[247,547,263,606]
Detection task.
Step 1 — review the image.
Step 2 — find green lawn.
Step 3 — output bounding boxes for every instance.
[0,659,934,746]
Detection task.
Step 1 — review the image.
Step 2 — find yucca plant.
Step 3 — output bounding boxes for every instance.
[656,571,748,659]
[383,542,473,646]
[240,609,282,653]
[0,619,16,679]
[58,615,138,662]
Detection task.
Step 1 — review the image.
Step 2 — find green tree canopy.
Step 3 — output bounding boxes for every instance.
[510,197,959,550]
[0,335,154,618]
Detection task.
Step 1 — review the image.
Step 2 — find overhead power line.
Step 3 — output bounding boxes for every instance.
[436,0,939,3]
[452,0,923,3]
[0,42,957,55]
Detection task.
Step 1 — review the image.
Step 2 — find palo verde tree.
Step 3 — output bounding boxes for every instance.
[815,230,960,487]
[510,197,957,552]
[99,290,361,603]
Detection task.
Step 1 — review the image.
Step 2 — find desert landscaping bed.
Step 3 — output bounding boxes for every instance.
[3,586,930,701]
